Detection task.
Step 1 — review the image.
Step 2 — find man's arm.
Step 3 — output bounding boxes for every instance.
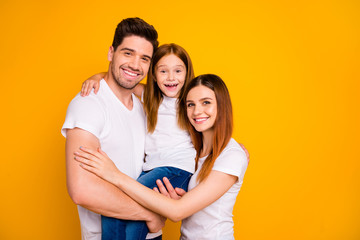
[65,128,164,231]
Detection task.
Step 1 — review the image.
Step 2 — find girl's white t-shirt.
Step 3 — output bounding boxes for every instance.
[143,95,196,173]
[180,138,248,240]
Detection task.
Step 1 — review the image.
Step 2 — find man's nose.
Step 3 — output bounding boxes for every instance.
[128,56,140,71]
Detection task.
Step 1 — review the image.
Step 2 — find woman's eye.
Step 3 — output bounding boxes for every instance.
[187,103,194,107]
[203,101,211,105]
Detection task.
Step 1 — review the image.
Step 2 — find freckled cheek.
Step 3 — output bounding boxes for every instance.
[179,73,186,82]
[155,74,166,83]
[156,78,166,89]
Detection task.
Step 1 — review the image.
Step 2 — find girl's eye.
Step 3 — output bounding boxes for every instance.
[159,70,166,73]
[176,69,182,73]
[187,103,194,107]
[203,101,211,105]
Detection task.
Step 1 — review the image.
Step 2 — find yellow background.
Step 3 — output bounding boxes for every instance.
[1,0,359,239]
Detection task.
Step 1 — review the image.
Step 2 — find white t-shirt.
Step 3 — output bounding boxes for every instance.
[61,79,150,239]
[143,95,196,173]
[180,138,248,240]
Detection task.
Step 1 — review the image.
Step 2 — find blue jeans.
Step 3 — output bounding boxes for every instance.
[101,167,192,240]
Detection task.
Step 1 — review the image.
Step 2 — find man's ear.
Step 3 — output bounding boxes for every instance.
[107,46,114,61]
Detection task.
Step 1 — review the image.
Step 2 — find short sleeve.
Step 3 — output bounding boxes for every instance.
[213,147,248,183]
[61,93,105,139]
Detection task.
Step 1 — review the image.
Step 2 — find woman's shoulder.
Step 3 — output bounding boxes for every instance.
[213,138,248,177]
[221,138,246,156]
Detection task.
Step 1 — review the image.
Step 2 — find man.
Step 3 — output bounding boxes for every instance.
[61,18,164,240]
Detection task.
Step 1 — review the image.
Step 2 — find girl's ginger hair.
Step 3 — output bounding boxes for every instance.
[178,74,233,182]
[143,43,194,132]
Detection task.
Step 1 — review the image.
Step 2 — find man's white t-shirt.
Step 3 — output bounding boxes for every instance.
[143,95,196,173]
[180,138,248,240]
[62,79,152,239]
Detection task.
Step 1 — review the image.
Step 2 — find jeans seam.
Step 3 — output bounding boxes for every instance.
[167,172,192,190]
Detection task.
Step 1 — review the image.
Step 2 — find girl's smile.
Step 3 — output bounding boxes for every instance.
[155,54,186,98]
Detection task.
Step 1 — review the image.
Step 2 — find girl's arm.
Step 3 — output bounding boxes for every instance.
[75,147,237,222]
[81,72,106,96]
[133,83,145,99]
[80,73,145,98]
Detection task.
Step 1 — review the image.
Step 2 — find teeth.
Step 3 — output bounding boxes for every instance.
[195,118,208,122]
[165,84,177,87]
[124,70,137,76]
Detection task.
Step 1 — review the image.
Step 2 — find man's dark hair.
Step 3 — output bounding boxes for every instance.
[112,17,159,53]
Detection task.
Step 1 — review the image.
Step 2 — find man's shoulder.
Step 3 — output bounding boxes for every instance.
[68,90,107,110]
[62,92,107,139]
[64,91,108,125]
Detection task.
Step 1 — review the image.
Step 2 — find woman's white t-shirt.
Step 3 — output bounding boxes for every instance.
[180,138,248,240]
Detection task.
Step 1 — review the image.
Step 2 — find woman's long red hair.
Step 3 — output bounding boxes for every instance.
[178,74,233,182]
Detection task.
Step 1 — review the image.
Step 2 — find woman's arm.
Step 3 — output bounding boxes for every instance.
[132,170,237,222]
[75,147,237,222]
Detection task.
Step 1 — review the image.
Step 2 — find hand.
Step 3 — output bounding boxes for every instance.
[146,213,166,233]
[81,79,100,96]
[153,177,186,200]
[239,143,250,164]
[81,72,106,96]
[74,147,120,185]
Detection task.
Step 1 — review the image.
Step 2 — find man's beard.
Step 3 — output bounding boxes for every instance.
[111,64,142,90]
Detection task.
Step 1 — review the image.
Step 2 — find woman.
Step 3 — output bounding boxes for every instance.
[75,74,248,239]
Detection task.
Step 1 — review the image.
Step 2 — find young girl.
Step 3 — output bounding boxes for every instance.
[81,43,196,240]
[75,74,249,239]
